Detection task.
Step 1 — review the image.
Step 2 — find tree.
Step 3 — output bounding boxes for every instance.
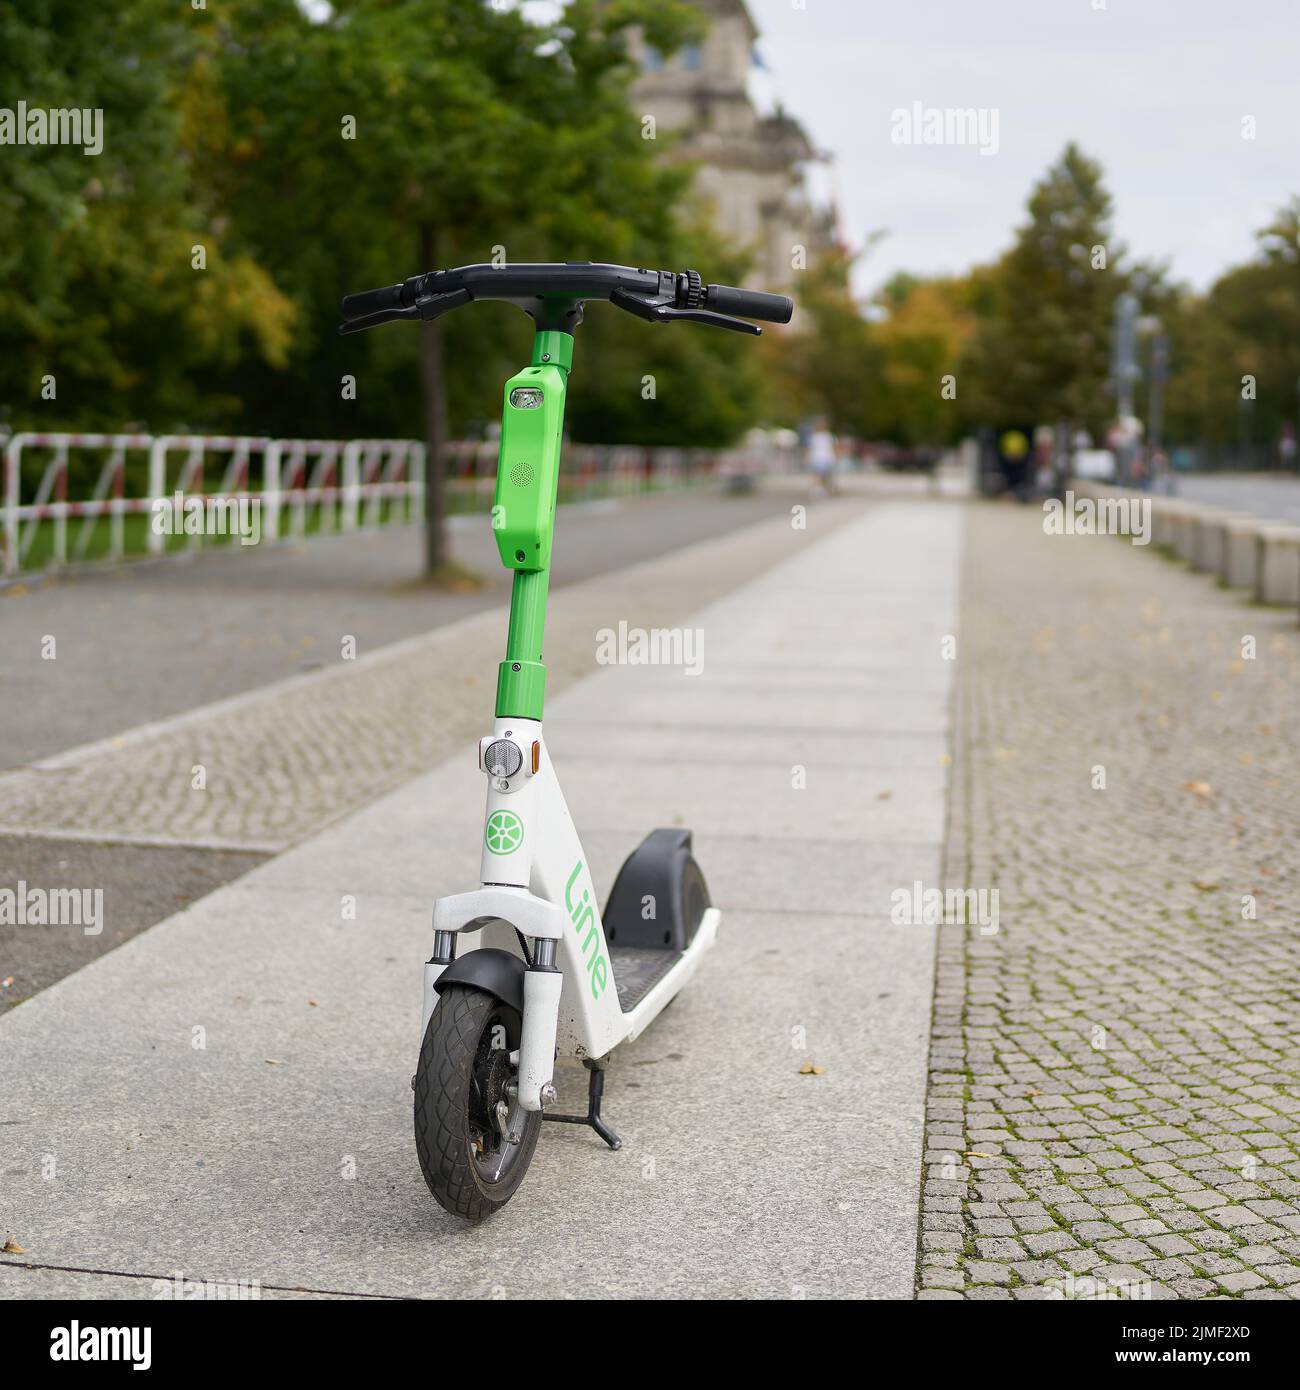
[203,0,709,574]
[770,249,880,437]
[871,274,976,444]
[961,144,1124,437]
[1164,199,1300,457]
[1,0,820,565]
[0,0,292,450]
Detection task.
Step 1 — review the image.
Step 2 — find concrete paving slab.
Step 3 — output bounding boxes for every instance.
[543,723,950,771]
[554,688,952,733]
[0,897,932,1299]
[559,761,949,842]
[0,499,959,1299]
[246,808,941,920]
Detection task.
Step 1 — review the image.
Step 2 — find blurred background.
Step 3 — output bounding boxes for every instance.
[3,0,1300,578]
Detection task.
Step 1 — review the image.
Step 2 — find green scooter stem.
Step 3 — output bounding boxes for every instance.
[494,327,574,721]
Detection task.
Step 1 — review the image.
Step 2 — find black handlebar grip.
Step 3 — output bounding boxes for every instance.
[704,283,794,324]
[340,283,406,322]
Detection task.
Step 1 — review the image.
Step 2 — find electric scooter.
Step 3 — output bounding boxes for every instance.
[339,262,792,1219]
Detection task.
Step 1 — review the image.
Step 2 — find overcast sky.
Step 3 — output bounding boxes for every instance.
[742,0,1299,298]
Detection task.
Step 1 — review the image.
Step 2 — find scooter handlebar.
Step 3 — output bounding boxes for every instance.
[338,263,794,333]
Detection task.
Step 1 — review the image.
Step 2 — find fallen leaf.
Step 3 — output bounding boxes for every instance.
[966,1150,996,1158]
[1181,780,1213,798]
[264,1058,283,1066]
[799,1063,826,1076]
[876,790,892,801]
[1025,1087,1043,1096]
[1,976,12,988]
[308,999,319,1007]
[2,1237,25,1254]
[1192,878,1220,892]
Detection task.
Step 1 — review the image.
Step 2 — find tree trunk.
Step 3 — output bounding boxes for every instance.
[419,223,450,574]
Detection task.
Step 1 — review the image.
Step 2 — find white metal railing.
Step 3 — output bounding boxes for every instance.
[2,430,798,578]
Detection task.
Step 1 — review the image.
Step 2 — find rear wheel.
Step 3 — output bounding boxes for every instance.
[414,985,542,1221]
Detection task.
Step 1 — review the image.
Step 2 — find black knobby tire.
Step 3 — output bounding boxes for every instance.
[413,985,542,1221]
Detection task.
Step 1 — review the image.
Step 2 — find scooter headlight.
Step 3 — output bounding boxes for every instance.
[509,387,544,410]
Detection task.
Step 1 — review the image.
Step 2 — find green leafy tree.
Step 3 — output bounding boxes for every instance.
[0,0,292,451]
[1165,199,1300,457]
[871,273,976,444]
[771,249,880,437]
[203,0,717,572]
[961,144,1125,437]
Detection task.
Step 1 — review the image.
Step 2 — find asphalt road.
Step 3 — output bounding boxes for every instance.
[1175,472,1300,525]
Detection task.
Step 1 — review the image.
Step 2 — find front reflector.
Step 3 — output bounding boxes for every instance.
[484,739,523,778]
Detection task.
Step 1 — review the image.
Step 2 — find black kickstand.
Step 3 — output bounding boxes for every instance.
[541,1057,622,1150]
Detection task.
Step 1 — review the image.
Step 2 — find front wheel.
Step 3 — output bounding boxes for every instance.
[413,984,542,1221]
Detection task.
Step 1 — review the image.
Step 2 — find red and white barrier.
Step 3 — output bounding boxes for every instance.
[145,436,270,556]
[1,428,799,578]
[2,433,154,574]
[340,440,425,532]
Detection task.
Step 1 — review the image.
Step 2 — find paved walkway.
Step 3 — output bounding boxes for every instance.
[919,507,1300,1299]
[0,497,960,1298]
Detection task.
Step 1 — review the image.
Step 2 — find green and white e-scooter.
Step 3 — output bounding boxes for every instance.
[340,262,792,1219]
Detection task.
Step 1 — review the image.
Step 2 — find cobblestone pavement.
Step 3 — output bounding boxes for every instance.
[919,503,1300,1300]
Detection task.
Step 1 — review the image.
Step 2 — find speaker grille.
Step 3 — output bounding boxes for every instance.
[509,461,535,489]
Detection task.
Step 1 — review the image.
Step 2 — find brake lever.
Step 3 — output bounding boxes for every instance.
[339,305,418,335]
[339,287,473,335]
[609,289,762,335]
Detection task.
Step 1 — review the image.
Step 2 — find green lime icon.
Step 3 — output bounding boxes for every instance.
[484,809,524,855]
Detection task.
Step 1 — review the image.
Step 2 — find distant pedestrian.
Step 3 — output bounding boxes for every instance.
[808,420,837,495]
[999,428,1030,502]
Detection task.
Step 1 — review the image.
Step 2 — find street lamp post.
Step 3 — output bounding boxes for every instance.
[1137,316,1167,486]
[1111,291,1140,483]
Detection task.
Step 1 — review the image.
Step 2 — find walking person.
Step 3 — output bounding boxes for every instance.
[808,418,837,496]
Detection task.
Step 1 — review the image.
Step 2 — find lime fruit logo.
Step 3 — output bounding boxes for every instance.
[484,809,524,855]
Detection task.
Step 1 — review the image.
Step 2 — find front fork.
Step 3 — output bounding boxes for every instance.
[421,717,563,1113]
